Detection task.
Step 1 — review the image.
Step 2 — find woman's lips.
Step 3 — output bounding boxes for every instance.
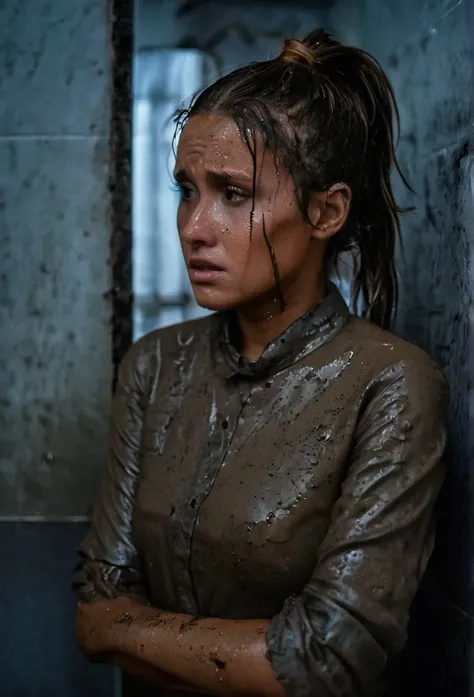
[187,260,225,283]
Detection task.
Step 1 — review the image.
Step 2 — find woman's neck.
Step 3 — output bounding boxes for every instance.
[235,283,326,360]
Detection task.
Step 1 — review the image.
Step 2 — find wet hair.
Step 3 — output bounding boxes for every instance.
[175,29,410,328]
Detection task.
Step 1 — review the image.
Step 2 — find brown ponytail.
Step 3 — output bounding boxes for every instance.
[176,28,410,329]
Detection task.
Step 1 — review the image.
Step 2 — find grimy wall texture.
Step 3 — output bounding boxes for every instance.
[328,1,473,692]
[0,0,115,695]
[0,0,112,519]
[349,1,473,694]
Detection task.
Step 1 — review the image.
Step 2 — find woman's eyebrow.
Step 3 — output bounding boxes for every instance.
[173,167,254,184]
[173,168,188,182]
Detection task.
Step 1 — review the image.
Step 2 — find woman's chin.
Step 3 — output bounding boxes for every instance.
[192,287,239,313]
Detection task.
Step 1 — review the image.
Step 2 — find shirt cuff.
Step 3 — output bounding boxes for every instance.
[265,592,388,697]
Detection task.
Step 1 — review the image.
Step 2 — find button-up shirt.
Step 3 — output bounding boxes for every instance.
[73,284,448,697]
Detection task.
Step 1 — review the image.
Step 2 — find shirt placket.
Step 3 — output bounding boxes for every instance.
[171,378,252,613]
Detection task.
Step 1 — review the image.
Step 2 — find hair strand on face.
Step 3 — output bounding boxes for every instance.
[261,213,286,313]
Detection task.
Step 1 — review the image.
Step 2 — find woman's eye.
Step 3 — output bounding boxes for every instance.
[224,186,247,203]
[173,181,193,201]
[180,185,193,201]
[173,181,194,202]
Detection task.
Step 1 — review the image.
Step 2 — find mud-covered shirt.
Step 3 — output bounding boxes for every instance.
[73,283,448,697]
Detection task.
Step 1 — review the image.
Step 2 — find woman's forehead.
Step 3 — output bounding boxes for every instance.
[176,114,281,178]
[178,115,247,156]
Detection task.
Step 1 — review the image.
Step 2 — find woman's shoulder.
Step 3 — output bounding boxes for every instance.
[117,313,218,395]
[339,314,449,399]
[132,312,216,353]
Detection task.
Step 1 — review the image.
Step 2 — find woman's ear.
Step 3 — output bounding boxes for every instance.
[309,183,352,240]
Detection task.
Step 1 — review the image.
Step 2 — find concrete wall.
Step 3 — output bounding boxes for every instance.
[329,1,474,693]
[0,0,113,521]
[0,0,115,695]
[136,0,327,66]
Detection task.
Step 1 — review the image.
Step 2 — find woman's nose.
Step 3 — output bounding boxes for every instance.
[179,199,218,247]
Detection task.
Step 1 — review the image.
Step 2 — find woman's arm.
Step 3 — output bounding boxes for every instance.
[77,598,285,697]
[74,340,200,692]
[264,358,449,697]
[104,653,205,692]
[73,341,150,605]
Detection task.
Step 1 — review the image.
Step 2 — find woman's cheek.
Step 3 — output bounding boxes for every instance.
[176,205,188,239]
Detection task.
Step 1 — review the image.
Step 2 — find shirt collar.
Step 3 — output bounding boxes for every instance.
[212,282,350,381]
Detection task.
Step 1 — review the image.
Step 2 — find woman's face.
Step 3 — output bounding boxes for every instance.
[174,113,348,314]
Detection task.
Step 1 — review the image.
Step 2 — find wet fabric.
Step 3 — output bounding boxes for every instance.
[73,283,448,697]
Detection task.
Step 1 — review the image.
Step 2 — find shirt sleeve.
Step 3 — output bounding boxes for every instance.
[265,358,449,697]
[72,343,151,604]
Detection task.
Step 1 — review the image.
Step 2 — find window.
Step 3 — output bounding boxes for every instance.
[132,49,217,341]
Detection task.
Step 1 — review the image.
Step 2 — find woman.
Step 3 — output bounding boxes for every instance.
[74,29,448,697]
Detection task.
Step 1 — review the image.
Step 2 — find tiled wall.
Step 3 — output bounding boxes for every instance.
[0,0,115,695]
[0,0,113,521]
[0,522,115,697]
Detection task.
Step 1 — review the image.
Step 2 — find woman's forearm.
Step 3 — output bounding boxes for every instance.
[77,598,284,696]
[107,653,206,692]
[95,599,285,697]
[77,608,205,692]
